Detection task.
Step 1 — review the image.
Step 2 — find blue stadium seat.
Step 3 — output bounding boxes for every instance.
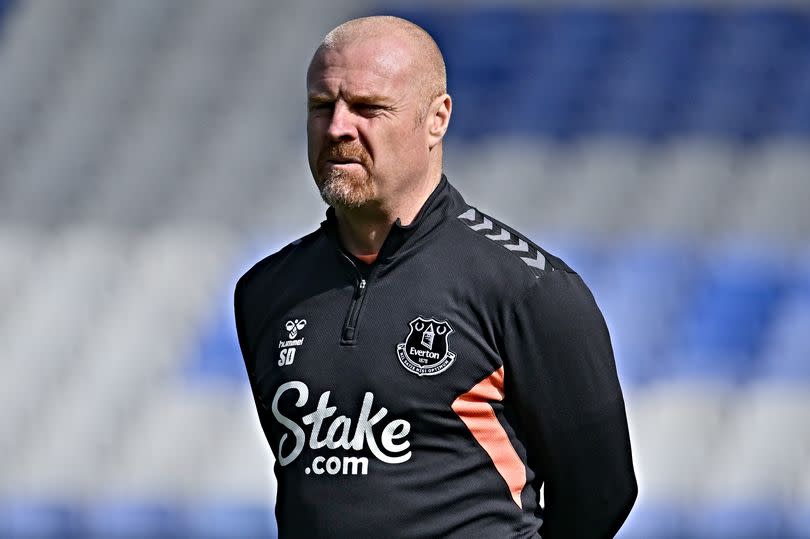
[708,255,786,309]
[670,247,790,379]
[187,309,247,382]
[606,304,670,386]
[384,6,810,141]
[611,242,694,288]
[671,349,755,382]
[723,6,805,46]
[798,252,810,300]
[774,94,810,136]
[678,301,765,366]
[717,34,787,75]
[81,501,181,539]
[182,502,276,539]
[636,6,717,39]
[586,98,669,139]
[587,61,674,137]
[598,243,694,383]
[759,300,810,381]
[611,45,699,133]
[681,84,764,139]
[444,24,522,89]
[761,344,810,382]
[711,9,796,67]
[441,8,536,67]
[444,85,497,140]
[630,7,717,64]
[543,7,624,52]
[184,241,290,383]
[699,248,784,306]
[0,499,80,539]
[602,64,679,104]
[687,502,785,538]
[684,304,769,357]
[0,0,16,33]
[785,505,810,539]
[499,75,588,138]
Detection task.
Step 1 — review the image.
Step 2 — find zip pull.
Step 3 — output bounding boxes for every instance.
[354,278,366,298]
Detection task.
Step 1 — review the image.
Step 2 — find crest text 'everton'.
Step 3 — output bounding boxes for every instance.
[396,317,456,376]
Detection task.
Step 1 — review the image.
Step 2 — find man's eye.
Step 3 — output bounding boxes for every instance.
[309,102,333,111]
[356,104,383,114]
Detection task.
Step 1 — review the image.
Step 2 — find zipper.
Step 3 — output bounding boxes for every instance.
[339,251,370,344]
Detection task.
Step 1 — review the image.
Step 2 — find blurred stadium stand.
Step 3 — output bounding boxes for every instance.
[1,0,809,537]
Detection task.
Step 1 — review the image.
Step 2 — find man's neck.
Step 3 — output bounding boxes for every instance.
[334,170,441,257]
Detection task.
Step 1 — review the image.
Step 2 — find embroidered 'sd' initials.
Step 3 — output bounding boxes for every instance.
[279,319,307,366]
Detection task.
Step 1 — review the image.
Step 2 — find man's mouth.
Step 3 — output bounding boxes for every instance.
[327,158,361,165]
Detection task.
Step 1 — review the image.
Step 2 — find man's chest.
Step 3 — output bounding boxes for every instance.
[253,275,501,401]
[248,275,504,464]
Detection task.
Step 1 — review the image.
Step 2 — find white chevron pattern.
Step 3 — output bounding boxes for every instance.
[486,229,511,242]
[504,239,528,252]
[523,254,546,270]
[471,217,493,232]
[458,207,547,272]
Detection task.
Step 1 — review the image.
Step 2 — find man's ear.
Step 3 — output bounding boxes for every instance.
[427,93,452,149]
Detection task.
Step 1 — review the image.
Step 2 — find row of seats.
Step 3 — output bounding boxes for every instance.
[2,228,807,504]
[0,500,275,539]
[590,243,810,385]
[387,6,810,139]
[0,0,323,231]
[7,499,810,537]
[440,136,810,260]
[1,2,809,243]
[4,499,810,538]
[619,500,810,539]
[0,227,277,505]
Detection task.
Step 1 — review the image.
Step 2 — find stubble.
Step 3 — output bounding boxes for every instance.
[316,142,376,208]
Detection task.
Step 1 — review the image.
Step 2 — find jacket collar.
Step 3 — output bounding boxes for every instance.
[320,173,463,263]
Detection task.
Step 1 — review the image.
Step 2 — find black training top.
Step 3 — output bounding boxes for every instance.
[234,175,637,539]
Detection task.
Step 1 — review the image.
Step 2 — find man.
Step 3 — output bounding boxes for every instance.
[235,15,637,538]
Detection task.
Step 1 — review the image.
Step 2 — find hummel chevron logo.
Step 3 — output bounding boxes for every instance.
[504,239,527,251]
[470,217,493,232]
[458,207,548,272]
[486,228,511,242]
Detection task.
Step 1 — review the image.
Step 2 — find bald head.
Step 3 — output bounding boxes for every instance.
[310,16,447,116]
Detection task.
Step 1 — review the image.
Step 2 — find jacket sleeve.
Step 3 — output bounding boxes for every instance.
[501,270,637,539]
[234,275,276,451]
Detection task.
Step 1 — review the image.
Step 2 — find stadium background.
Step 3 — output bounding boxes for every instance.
[0,0,809,537]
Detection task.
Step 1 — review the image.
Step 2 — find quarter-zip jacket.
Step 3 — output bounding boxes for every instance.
[234,175,637,539]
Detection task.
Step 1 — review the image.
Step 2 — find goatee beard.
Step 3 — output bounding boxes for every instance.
[318,168,375,208]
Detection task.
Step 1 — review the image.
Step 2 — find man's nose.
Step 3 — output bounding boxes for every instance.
[327,101,356,140]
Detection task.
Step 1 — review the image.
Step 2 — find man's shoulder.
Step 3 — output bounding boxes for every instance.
[450,204,573,280]
[235,228,324,294]
[449,204,604,335]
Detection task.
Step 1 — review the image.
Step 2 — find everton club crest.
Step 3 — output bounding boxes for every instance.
[396,317,456,376]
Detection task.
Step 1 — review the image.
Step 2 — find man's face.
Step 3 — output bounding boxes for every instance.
[307,38,428,210]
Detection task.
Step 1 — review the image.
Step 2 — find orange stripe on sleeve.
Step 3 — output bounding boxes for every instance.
[451,366,526,508]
